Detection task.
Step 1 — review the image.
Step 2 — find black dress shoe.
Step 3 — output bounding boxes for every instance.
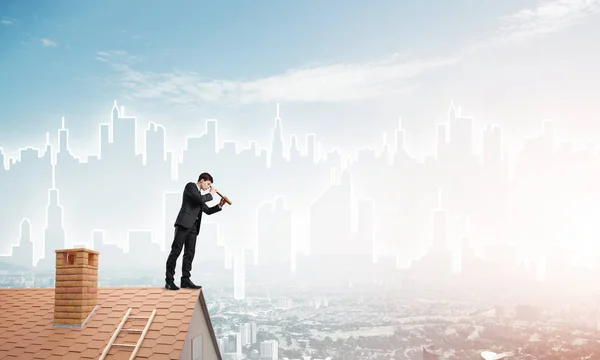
[180,279,202,289]
[165,282,180,290]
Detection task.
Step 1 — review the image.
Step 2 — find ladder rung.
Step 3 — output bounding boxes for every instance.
[121,328,144,332]
[98,308,157,360]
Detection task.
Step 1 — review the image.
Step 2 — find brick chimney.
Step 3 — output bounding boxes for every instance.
[53,248,99,327]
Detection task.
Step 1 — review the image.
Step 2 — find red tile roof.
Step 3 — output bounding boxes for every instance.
[0,287,222,360]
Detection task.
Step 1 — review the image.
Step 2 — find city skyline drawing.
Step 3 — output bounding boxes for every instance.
[1,98,600,285]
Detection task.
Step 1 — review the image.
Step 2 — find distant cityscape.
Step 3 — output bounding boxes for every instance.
[170,283,600,359]
[1,101,599,300]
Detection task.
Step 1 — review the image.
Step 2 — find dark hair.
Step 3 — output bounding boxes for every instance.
[198,172,214,183]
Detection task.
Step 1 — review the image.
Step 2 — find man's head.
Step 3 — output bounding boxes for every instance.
[197,172,214,191]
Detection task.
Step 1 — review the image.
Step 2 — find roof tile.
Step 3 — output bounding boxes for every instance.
[153,344,174,354]
[51,346,71,356]
[160,326,180,336]
[144,330,161,340]
[61,352,83,360]
[162,319,182,328]
[87,339,107,350]
[142,338,159,349]
[6,347,26,357]
[23,344,43,354]
[32,349,53,359]
[135,347,154,358]
[171,304,187,313]
[157,334,177,345]
[67,343,87,352]
[79,348,100,359]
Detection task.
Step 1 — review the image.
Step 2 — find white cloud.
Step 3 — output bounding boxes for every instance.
[95,50,142,64]
[1,18,13,26]
[40,38,58,47]
[236,56,459,103]
[99,52,459,106]
[492,0,600,44]
[98,0,600,107]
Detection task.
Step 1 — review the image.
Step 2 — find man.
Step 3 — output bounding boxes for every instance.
[165,172,227,290]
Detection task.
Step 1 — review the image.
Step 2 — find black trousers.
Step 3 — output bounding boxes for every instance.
[165,222,198,283]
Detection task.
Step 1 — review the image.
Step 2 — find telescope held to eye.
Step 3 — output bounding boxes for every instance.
[217,191,232,205]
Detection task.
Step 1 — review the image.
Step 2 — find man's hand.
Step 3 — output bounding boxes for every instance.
[210,186,217,194]
[219,197,227,207]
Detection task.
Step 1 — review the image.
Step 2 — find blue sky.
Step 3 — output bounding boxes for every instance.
[2,0,600,159]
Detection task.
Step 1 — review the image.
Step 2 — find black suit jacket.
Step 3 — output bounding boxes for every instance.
[174,182,222,233]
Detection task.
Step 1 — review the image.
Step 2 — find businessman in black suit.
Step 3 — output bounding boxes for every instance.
[165,172,227,290]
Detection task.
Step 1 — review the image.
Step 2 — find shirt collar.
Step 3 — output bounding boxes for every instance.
[198,184,210,195]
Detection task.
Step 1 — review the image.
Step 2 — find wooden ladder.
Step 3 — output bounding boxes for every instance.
[98,307,157,360]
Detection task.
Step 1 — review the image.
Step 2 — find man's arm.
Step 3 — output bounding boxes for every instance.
[203,196,226,215]
[184,182,213,205]
[202,203,222,215]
